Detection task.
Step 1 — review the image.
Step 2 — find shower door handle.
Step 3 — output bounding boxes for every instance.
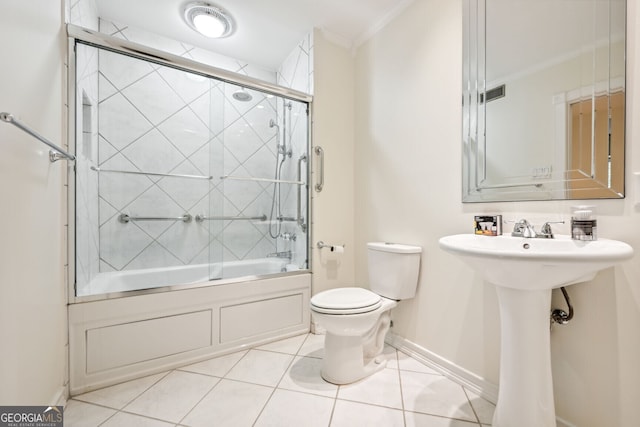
[297,154,308,231]
[314,146,324,192]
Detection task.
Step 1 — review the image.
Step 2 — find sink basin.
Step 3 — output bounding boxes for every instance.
[439,234,633,289]
[439,233,633,427]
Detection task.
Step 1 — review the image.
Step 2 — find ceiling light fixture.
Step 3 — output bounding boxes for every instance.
[184,2,234,39]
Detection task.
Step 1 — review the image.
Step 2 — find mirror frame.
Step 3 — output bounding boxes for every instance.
[462,0,626,203]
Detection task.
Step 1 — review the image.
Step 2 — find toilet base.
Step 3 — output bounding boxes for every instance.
[319,309,393,385]
[320,333,388,385]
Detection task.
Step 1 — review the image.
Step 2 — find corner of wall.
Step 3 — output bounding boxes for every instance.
[310,28,356,295]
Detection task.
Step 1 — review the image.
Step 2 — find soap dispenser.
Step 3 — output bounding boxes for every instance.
[571,206,597,241]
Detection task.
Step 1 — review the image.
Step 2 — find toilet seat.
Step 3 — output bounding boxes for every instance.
[310,287,382,315]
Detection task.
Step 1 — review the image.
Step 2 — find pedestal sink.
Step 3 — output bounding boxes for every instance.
[439,234,633,427]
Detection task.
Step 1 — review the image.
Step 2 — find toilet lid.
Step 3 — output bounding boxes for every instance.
[310,287,382,314]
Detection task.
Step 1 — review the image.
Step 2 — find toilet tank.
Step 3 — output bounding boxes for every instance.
[367,242,422,300]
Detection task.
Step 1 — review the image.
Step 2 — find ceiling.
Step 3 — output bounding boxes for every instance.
[96,0,414,70]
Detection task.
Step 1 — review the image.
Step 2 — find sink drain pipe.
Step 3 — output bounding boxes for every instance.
[551,286,574,325]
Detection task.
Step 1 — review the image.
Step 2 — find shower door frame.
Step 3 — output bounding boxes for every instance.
[66,24,314,304]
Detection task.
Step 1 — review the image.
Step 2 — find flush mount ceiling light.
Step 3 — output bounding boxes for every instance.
[184,2,234,38]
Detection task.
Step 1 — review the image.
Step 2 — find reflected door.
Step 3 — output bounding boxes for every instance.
[567,92,624,198]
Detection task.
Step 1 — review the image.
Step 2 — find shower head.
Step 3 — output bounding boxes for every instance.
[232,88,252,102]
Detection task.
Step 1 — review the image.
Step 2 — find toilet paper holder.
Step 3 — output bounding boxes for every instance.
[317,241,345,252]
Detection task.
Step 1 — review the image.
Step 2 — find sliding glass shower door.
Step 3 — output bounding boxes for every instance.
[73,42,309,298]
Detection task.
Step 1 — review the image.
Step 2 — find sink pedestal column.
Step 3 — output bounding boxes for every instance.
[493,286,556,427]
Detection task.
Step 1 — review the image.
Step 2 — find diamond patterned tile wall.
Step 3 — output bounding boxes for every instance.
[95,50,308,275]
[75,42,100,292]
[74,17,313,295]
[98,93,153,150]
[69,0,98,31]
[96,48,213,272]
[278,33,314,95]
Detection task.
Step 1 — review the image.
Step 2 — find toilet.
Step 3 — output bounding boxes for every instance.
[310,242,421,384]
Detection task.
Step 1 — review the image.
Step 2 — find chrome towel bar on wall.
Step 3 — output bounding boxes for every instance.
[314,146,324,192]
[1,112,76,162]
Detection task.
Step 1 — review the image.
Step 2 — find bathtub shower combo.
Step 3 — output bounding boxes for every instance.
[67,26,312,394]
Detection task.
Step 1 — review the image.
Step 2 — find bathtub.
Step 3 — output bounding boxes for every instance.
[69,262,310,395]
[78,258,297,297]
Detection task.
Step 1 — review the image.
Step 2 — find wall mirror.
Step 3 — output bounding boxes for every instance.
[462,0,626,202]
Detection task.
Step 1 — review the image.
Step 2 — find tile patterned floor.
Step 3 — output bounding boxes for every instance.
[65,333,495,426]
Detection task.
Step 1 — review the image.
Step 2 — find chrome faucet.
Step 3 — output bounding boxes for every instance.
[511,219,564,239]
[511,219,537,238]
[538,222,556,239]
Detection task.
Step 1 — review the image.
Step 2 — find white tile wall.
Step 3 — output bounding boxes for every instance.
[93,46,308,278]
[278,33,315,94]
[68,0,99,31]
[73,11,312,295]
[277,34,313,264]
[74,43,100,291]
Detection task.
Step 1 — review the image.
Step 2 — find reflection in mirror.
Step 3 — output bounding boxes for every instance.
[462,0,626,202]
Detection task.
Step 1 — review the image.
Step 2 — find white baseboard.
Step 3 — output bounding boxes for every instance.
[52,385,67,407]
[556,417,577,427]
[385,332,577,427]
[385,331,499,404]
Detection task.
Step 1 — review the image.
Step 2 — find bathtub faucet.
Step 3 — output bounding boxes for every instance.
[267,250,292,260]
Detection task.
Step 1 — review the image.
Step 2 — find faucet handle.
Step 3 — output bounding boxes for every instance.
[507,218,533,237]
[539,221,565,238]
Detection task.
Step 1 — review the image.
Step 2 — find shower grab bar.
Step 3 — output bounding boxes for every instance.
[195,214,267,222]
[1,112,76,162]
[221,175,304,185]
[91,166,212,180]
[118,213,193,223]
[297,154,307,231]
[314,146,324,192]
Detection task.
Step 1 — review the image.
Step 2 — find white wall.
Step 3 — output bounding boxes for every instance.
[354,0,640,426]
[311,29,356,295]
[0,0,67,404]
